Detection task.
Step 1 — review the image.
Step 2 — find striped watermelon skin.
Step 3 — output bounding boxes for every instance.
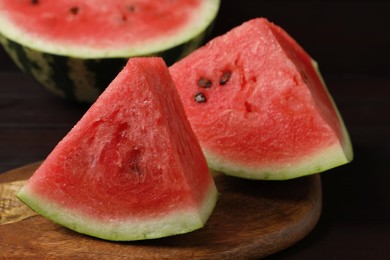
[0,30,210,103]
[0,0,219,103]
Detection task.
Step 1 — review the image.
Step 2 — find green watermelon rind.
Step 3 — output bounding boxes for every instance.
[17,182,218,241]
[205,138,352,180]
[204,61,353,180]
[0,0,220,58]
[0,33,207,103]
[0,0,220,103]
[0,34,122,102]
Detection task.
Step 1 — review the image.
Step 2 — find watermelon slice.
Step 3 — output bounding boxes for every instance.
[169,18,353,180]
[17,57,218,241]
[0,0,220,102]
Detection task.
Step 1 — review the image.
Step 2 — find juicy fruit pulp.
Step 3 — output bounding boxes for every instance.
[0,0,220,57]
[170,18,353,180]
[17,57,218,241]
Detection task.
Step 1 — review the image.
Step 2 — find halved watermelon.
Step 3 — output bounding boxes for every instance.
[169,18,353,180]
[0,0,220,102]
[17,57,218,241]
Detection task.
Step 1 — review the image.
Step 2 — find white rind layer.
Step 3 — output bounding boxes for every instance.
[205,63,353,180]
[0,0,220,58]
[204,136,352,180]
[17,181,218,241]
[202,59,353,180]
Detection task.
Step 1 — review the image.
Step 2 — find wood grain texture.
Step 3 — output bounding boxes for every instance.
[0,179,37,225]
[0,162,321,259]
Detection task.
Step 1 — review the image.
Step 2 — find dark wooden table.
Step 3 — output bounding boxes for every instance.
[1,1,390,259]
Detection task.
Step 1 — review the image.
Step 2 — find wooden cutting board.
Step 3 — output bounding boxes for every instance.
[0,162,321,259]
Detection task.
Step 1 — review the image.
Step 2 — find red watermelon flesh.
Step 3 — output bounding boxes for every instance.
[17,57,218,241]
[169,18,353,180]
[0,0,219,57]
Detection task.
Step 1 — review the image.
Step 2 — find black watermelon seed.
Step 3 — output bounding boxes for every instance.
[127,5,136,12]
[219,71,232,85]
[194,92,207,103]
[31,0,39,5]
[70,6,79,15]
[301,71,309,84]
[129,148,142,174]
[198,78,212,88]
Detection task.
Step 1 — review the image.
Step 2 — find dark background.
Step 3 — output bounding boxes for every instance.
[1,1,390,259]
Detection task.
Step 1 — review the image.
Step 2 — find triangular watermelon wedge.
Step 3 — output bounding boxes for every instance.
[17,57,218,241]
[170,18,353,180]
